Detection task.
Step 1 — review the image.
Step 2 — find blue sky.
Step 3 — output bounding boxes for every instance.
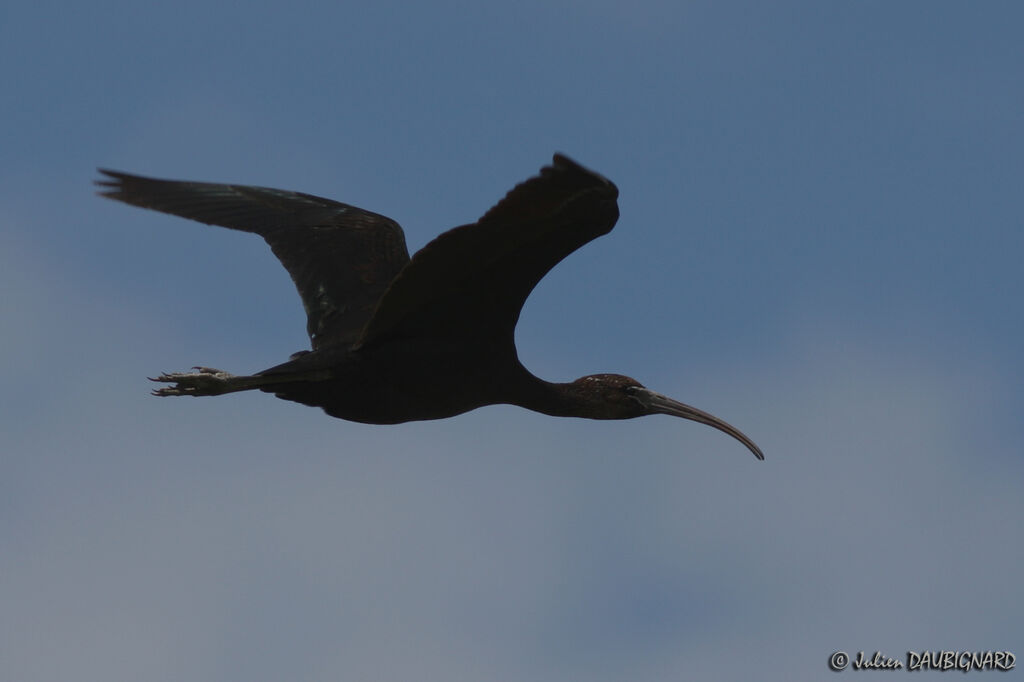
[2,1,1022,680]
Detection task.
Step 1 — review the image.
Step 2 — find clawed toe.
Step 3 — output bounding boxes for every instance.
[152,385,186,397]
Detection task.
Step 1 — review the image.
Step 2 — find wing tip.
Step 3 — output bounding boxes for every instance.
[549,152,618,196]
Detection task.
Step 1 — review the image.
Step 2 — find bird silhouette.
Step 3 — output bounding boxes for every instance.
[97,154,763,459]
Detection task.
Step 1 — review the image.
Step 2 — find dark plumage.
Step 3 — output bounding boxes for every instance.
[97,154,763,459]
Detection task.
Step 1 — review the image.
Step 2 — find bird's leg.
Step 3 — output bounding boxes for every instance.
[149,366,267,397]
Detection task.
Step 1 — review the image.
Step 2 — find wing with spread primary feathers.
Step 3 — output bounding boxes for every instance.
[96,170,410,349]
[357,154,619,351]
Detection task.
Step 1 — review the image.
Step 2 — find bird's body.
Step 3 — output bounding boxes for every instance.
[97,154,763,459]
[262,341,521,424]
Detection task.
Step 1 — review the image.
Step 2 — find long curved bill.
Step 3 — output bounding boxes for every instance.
[641,389,764,460]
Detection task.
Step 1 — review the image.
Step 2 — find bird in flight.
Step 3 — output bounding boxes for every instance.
[97,154,763,459]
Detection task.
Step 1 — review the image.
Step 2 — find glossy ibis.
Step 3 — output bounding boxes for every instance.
[97,154,763,459]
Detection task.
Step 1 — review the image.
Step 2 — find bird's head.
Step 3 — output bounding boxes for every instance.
[572,374,764,459]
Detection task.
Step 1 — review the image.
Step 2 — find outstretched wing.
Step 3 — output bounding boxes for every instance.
[96,170,410,349]
[357,154,619,351]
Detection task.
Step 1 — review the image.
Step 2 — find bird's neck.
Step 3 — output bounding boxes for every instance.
[506,368,600,419]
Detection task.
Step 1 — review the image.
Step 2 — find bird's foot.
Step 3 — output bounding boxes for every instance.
[149,366,236,396]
